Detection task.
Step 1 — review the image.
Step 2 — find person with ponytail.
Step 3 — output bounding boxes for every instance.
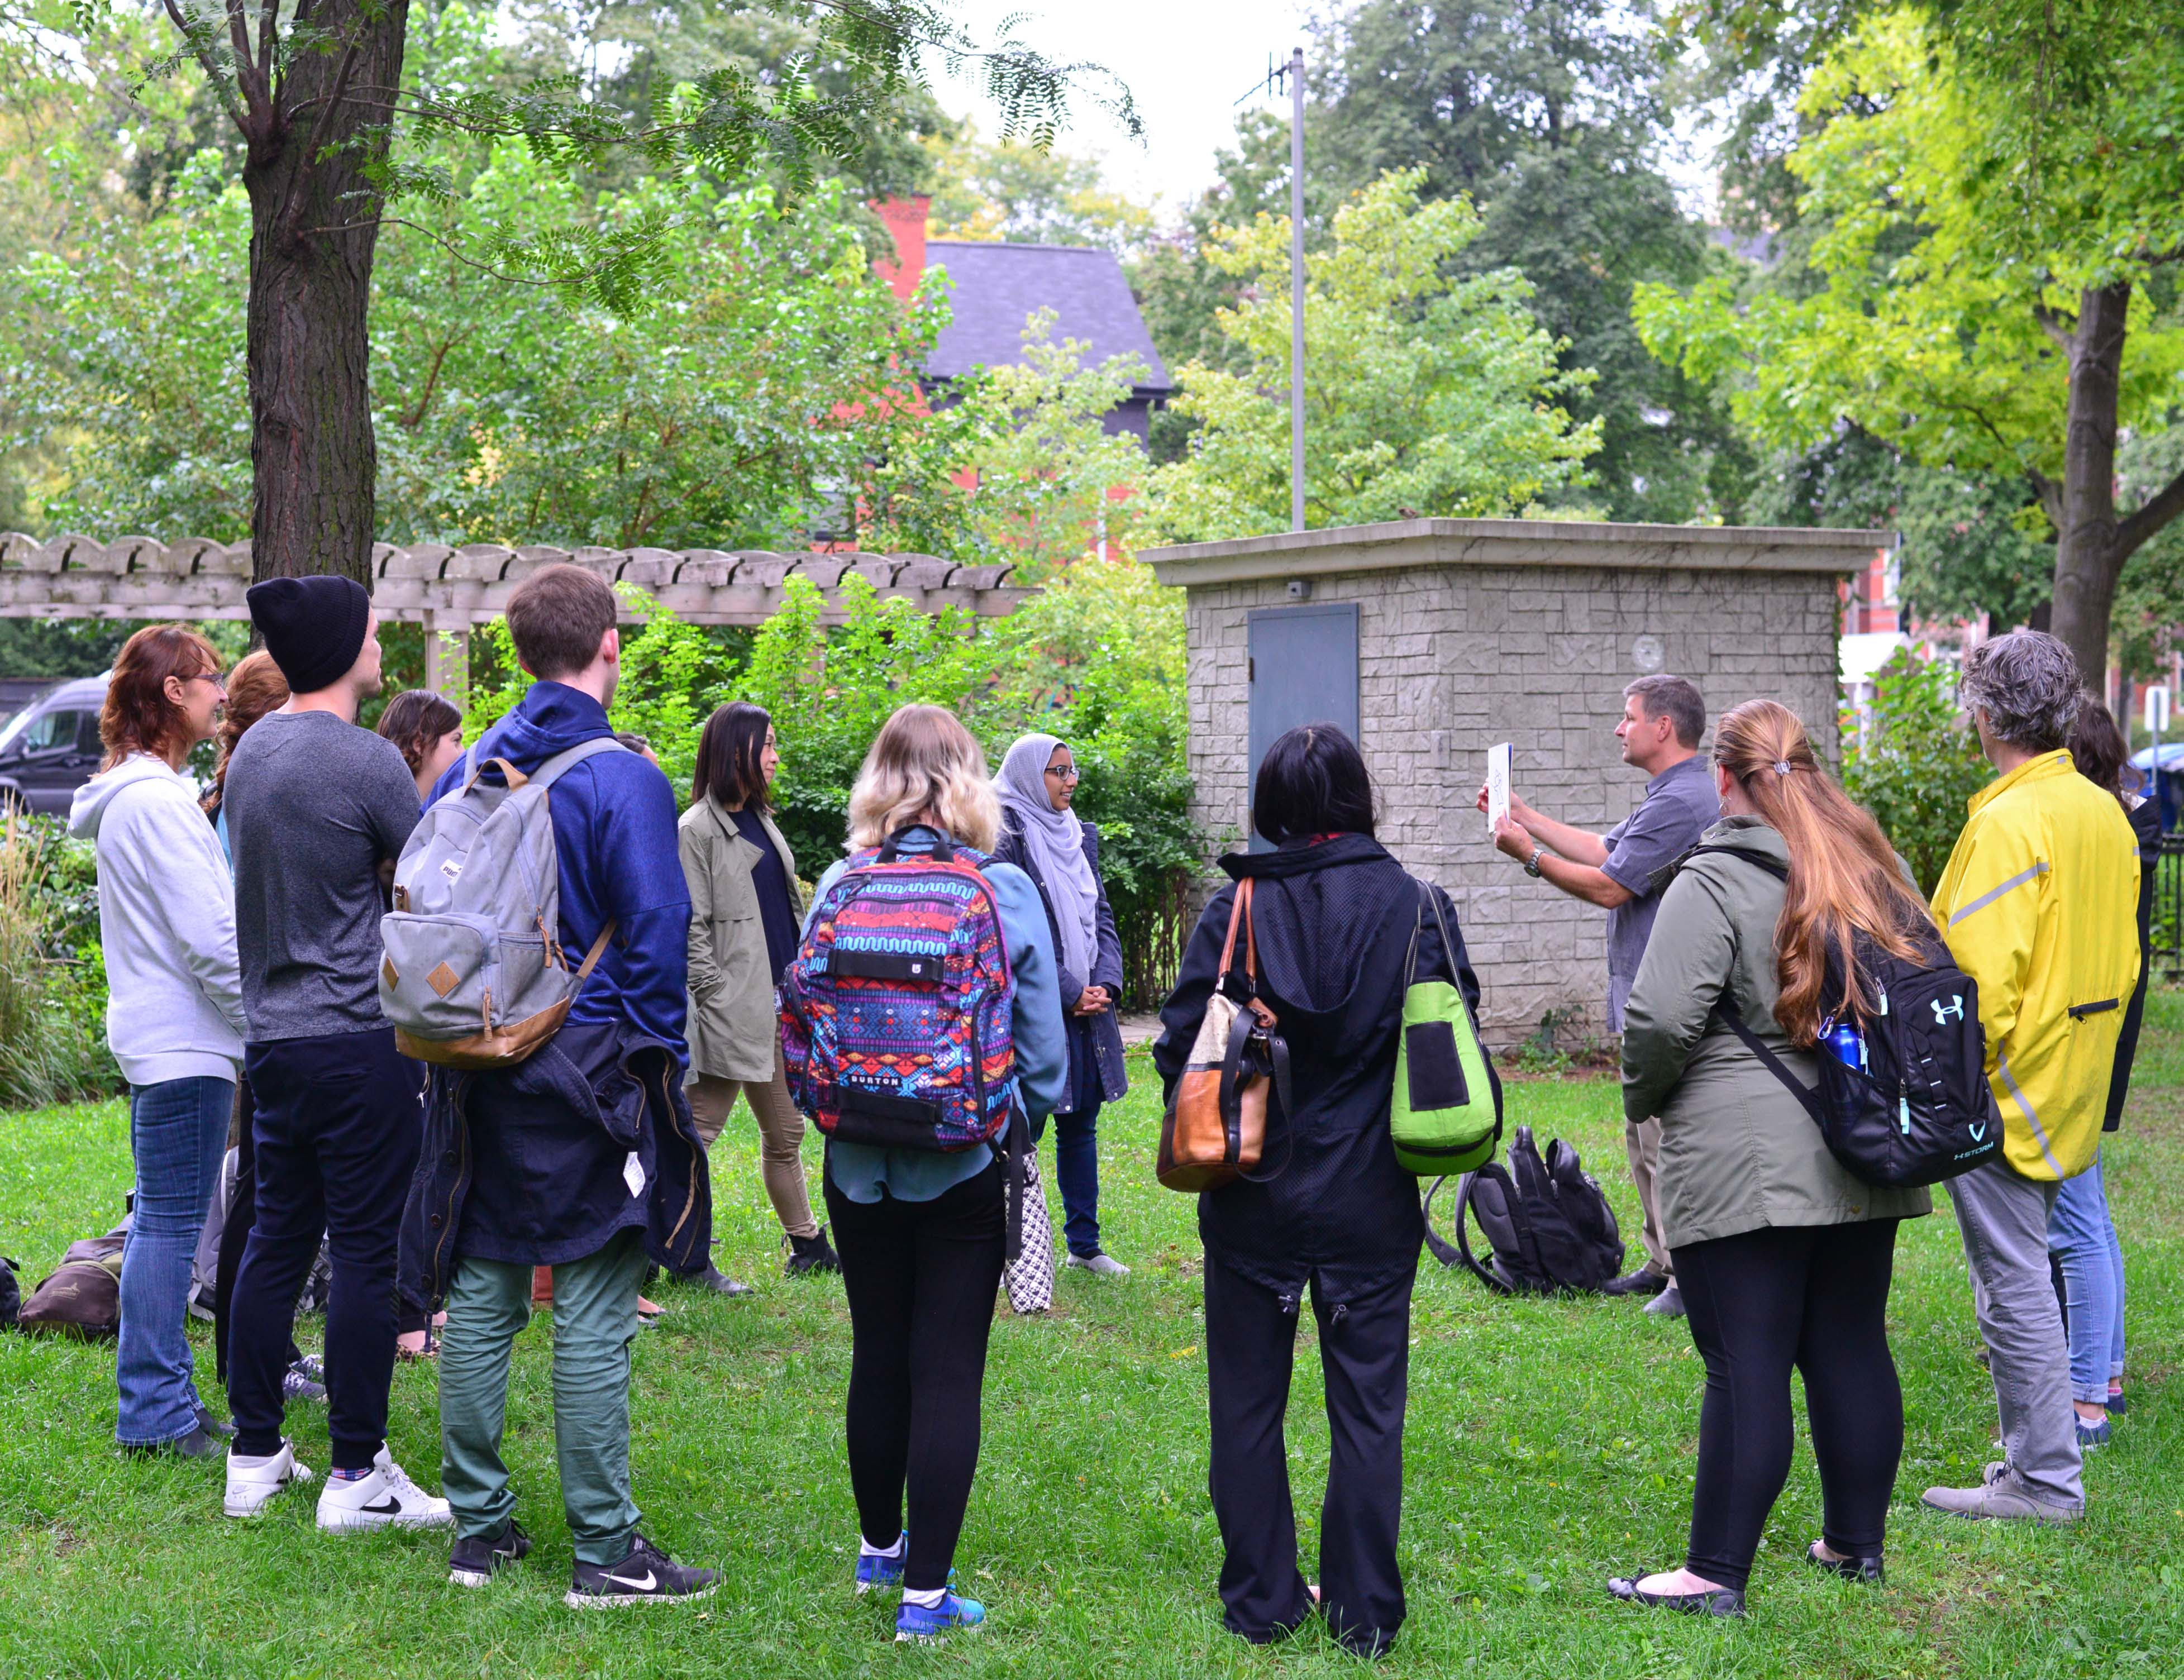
[1610,699,1935,1616]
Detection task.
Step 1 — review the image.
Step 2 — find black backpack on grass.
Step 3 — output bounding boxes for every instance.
[1690,844,2000,1189]
[1424,1125,1625,1295]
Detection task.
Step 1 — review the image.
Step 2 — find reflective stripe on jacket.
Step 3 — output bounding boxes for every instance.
[1930,750,2140,1181]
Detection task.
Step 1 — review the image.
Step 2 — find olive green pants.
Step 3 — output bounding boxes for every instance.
[438,1228,646,1566]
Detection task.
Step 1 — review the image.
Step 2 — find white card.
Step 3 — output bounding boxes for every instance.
[623,1151,645,1197]
[1486,742,1512,836]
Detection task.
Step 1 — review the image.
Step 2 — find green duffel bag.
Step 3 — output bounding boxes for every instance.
[1390,884,1501,1176]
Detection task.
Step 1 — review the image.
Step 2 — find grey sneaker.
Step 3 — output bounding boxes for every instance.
[1643,1281,1686,1318]
[1921,1462,2081,1525]
[1065,1252,1130,1277]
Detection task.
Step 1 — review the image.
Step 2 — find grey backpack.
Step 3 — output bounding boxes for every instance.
[379,738,624,1068]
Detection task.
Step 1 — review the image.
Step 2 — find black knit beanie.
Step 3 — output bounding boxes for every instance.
[246,575,371,695]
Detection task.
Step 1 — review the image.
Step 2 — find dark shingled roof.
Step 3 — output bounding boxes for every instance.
[923,241,1172,394]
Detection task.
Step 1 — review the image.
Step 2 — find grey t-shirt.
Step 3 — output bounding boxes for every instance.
[225,710,421,1042]
[1600,754,1721,1033]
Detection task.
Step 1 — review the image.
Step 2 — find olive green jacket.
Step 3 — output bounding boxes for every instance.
[678,796,803,1084]
[1621,816,1932,1249]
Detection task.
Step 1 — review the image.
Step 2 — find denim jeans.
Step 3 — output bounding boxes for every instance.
[1051,1101,1103,1259]
[117,1076,234,1447]
[2048,1150,2126,1405]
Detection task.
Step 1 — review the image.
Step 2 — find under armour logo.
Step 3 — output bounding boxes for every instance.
[1932,995,1966,1025]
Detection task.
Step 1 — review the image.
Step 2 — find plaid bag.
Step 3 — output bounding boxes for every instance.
[1002,1148,1055,1314]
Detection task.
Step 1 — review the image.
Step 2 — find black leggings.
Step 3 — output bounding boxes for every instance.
[824,1158,1007,1592]
[1672,1219,1904,1592]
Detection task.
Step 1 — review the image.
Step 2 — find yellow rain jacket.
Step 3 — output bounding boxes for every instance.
[1930,750,2141,1181]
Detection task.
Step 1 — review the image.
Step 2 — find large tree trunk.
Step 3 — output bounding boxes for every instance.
[240,1,411,587]
[2047,281,2130,683]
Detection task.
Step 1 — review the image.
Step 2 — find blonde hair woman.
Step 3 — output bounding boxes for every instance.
[800,704,1066,1642]
[1611,699,1936,1616]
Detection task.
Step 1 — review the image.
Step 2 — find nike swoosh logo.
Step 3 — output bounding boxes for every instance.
[360,1496,404,1515]
[603,1570,657,1591]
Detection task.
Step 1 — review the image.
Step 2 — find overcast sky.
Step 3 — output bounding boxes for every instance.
[929,0,1319,219]
[929,1,1720,223]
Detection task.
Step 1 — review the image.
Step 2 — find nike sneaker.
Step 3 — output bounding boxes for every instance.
[564,1532,719,1609]
[224,1438,315,1517]
[895,1591,985,1643]
[449,1519,534,1588]
[316,1449,454,1532]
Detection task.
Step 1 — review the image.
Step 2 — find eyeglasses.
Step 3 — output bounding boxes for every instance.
[184,671,228,693]
[1043,764,1080,782]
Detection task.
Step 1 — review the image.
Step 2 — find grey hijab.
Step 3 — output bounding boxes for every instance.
[995,733,1098,990]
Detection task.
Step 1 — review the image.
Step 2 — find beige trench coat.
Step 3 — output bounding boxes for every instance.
[678,796,803,1084]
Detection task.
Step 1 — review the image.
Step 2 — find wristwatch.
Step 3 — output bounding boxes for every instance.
[1524,843,1546,878]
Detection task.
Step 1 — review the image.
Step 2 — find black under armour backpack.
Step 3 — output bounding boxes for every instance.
[1691,844,2000,1189]
[1424,1125,1626,1295]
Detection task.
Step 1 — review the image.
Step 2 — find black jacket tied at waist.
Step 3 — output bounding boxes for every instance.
[402,1016,713,1307]
[1154,833,1490,1307]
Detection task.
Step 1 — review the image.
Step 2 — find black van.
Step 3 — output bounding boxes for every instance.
[0,676,109,815]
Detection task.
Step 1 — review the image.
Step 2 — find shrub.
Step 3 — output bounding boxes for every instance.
[0,813,118,1110]
[1840,649,1992,894]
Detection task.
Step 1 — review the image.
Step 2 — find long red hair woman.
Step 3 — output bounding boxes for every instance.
[1612,698,1935,1616]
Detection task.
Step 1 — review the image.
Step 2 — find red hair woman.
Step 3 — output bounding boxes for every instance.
[68,623,245,1458]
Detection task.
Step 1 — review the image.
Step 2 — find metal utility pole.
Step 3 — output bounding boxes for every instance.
[1287,46,1305,533]
[1238,49,1309,533]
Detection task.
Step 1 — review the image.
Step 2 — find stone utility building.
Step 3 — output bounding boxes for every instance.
[1145,517,1890,1046]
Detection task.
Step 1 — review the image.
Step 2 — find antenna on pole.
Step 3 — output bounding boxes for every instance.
[1236,48,1308,534]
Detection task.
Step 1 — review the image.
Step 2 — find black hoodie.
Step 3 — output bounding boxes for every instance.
[1155,834,1489,1305]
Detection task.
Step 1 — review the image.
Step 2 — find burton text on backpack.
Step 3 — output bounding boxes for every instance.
[780,830,1017,1151]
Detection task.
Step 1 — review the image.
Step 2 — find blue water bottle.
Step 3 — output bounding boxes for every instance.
[1824,1020,1866,1074]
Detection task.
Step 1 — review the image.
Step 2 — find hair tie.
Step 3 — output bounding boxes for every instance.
[1774,760,1794,776]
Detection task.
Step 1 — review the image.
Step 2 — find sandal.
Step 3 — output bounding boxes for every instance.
[1805,1542,1882,1584]
[1606,1572,1746,1617]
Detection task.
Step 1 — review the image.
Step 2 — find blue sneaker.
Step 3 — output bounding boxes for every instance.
[2076,1412,2113,1449]
[895,1591,984,1643]
[856,1534,907,1595]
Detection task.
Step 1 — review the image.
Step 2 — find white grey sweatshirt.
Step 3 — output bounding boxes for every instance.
[69,753,246,1086]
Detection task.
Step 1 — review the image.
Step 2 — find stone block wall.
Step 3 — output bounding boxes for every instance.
[1169,535,1852,1047]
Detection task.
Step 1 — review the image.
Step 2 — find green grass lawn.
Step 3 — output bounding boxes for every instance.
[4,1000,2182,1679]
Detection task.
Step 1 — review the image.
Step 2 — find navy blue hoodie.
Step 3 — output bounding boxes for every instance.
[429,682,691,1061]
[404,681,710,1276]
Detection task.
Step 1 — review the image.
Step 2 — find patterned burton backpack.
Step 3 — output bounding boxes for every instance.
[780,829,1018,1152]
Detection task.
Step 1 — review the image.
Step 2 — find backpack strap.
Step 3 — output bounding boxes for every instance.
[1682,844,1827,1123]
[531,736,628,789]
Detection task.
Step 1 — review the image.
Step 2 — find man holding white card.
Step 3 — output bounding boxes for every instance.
[1477,675,1717,1316]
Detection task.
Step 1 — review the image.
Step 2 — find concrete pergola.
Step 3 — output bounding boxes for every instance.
[1145,517,1889,1043]
[0,533,1032,690]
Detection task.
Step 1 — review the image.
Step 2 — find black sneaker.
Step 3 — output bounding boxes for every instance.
[1602,1267,1670,1298]
[694,1263,753,1297]
[449,1519,534,1588]
[195,1401,237,1439]
[786,1226,841,1276]
[565,1532,719,1609]
[124,1424,225,1460]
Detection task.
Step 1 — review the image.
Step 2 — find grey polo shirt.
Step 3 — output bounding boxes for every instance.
[1600,754,1720,1033]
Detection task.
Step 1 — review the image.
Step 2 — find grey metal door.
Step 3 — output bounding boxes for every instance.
[1247,603,1360,844]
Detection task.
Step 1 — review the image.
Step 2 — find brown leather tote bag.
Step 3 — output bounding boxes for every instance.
[1158,880,1293,1192]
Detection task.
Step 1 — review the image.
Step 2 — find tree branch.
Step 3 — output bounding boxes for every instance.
[306,216,629,289]
[2032,299,2077,356]
[224,0,269,125]
[2113,464,2184,565]
[275,20,369,247]
[160,0,253,135]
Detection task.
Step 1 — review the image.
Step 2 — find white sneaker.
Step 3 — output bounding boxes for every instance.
[317,1448,455,1532]
[224,1439,316,1517]
[1064,1252,1131,1277]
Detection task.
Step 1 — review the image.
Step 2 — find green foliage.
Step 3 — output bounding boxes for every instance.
[731,574,994,870]
[923,121,1156,254]
[1145,170,1601,545]
[1839,649,1992,894]
[0,813,117,1110]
